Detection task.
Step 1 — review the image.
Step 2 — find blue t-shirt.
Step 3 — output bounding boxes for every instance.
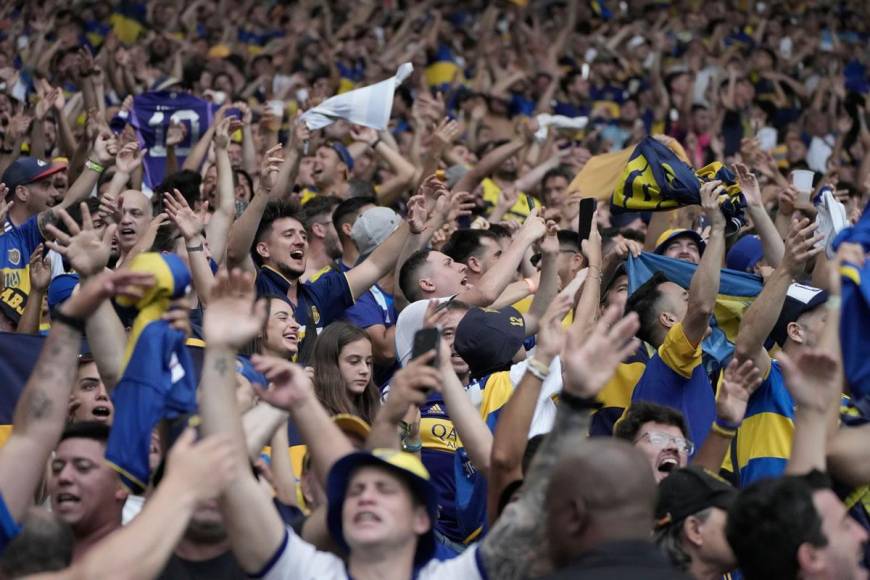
[0,216,43,301]
[255,266,353,330]
[0,492,20,553]
[631,323,716,453]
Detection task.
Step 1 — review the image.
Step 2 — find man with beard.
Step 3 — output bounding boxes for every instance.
[300,195,342,281]
[311,143,354,199]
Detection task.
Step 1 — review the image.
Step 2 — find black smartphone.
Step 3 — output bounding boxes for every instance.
[412,328,441,367]
[577,198,597,242]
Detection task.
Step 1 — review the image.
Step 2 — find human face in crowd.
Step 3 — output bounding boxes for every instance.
[809,489,868,580]
[48,438,126,532]
[602,274,629,315]
[52,168,69,196]
[298,157,317,189]
[118,190,153,253]
[555,247,583,288]
[788,307,828,349]
[263,298,300,358]
[542,175,569,207]
[227,142,243,169]
[20,178,62,214]
[342,466,429,553]
[687,507,737,571]
[258,216,308,278]
[663,236,701,264]
[313,146,344,189]
[201,164,217,203]
[470,236,503,277]
[68,361,113,425]
[632,422,690,482]
[657,281,690,328]
[439,308,471,377]
[339,338,373,395]
[418,251,470,298]
[450,144,477,166]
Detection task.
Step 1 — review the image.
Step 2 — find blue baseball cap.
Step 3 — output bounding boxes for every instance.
[454,306,525,379]
[327,449,438,566]
[726,235,764,273]
[2,157,66,196]
[328,142,355,172]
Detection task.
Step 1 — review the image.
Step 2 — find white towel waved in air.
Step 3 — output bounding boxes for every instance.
[300,63,414,131]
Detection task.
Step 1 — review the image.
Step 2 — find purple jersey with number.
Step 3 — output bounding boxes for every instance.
[129,91,217,188]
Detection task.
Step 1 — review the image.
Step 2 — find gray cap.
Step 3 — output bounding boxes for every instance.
[445,164,469,189]
[351,206,400,256]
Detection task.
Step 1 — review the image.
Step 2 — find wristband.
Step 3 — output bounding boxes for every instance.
[401,439,422,453]
[186,243,204,253]
[715,417,741,431]
[559,391,603,411]
[52,309,86,333]
[524,277,538,293]
[711,422,737,439]
[525,364,548,382]
[371,137,381,149]
[527,356,551,379]
[85,159,105,174]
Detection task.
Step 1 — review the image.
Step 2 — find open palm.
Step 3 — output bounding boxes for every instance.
[203,269,266,349]
[45,205,115,277]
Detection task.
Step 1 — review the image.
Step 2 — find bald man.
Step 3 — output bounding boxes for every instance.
[543,439,691,579]
[117,190,154,260]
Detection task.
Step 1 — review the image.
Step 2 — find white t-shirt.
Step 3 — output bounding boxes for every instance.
[252,527,486,580]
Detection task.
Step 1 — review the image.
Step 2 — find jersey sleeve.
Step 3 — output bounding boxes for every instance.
[249,527,347,579]
[657,322,702,378]
[343,292,387,329]
[420,544,487,580]
[304,270,354,327]
[0,493,21,554]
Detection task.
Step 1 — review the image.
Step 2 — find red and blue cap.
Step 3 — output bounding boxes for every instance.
[2,157,66,196]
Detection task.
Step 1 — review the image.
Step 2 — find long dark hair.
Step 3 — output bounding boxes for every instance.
[311,322,379,424]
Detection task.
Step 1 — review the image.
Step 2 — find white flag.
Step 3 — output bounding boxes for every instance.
[300,63,414,131]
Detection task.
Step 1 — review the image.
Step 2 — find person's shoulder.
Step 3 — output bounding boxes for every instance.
[419,545,485,580]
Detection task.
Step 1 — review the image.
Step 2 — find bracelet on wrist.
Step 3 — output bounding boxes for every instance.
[714,417,741,431]
[52,308,86,333]
[85,159,105,174]
[186,242,204,253]
[370,137,381,149]
[711,422,737,439]
[401,439,422,453]
[527,356,551,379]
[825,295,841,310]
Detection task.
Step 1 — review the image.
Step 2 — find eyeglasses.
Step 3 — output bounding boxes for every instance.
[635,431,694,455]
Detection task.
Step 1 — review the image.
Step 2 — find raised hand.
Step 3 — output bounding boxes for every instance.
[93,131,120,166]
[45,205,116,277]
[518,207,547,243]
[350,125,379,146]
[778,349,842,416]
[782,217,824,277]
[699,179,726,228]
[580,213,602,269]
[59,268,156,320]
[446,191,475,224]
[777,186,798,217]
[431,117,461,151]
[407,194,429,235]
[163,189,204,242]
[165,428,237,501]
[28,244,52,293]
[214,116,242,150]
[733,162,762,207]
[535,293,572,359]
[715,357,763,425]
[383,351,442,424]
[562,305,641,398]
[115,142,146,174]
[166,120,188,148]
[496,185,521,213]
[203,269,267,349]
[538,219,560,256]
[250,355,315,411]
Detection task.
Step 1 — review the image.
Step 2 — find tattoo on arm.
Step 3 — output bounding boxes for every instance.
[479,407,592,580]
[213,356,230,376]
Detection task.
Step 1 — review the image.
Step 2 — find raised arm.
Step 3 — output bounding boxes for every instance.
[197,269,286,572]
[345,221,411,300]
[205,117,240,262]
[827,423,870,488]
[451,138,526,195]
[32,429,237,580]
[163,189,215,305]
[0,267,153,523]
[457,209,547,306]
[734,163,785,268]
[521,221,561,336]
[17,245,51,334]
[480,306,641,579]
[682,181,727,345]
[734,218,823,375]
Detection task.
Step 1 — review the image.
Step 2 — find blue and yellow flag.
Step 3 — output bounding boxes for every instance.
[612,137,746,231]
[627,252,763,360]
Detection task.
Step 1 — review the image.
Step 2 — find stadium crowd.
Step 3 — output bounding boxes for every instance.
[0,0,868,578]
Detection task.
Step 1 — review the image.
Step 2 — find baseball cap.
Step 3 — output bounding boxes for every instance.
[654,228,706,256]
[351,206,400,257]
[151,76,181,92]
[445,164,469,189]
[329,142,355,172]
[601,262,627,299]
[0,286,26,325]
[1,156,66,195]
[326,449,438,566]
[770,283,828,348]
[454,306,525,379]
[655,466,737,529]
[726,234,764,273]
[331,413,372,442]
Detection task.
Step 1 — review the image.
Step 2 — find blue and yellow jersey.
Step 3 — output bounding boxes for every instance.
[591,343,650,436]
[631,322,717,453]
[482,178,538,223]
[732,360,794,487]
[0,217,43,299]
